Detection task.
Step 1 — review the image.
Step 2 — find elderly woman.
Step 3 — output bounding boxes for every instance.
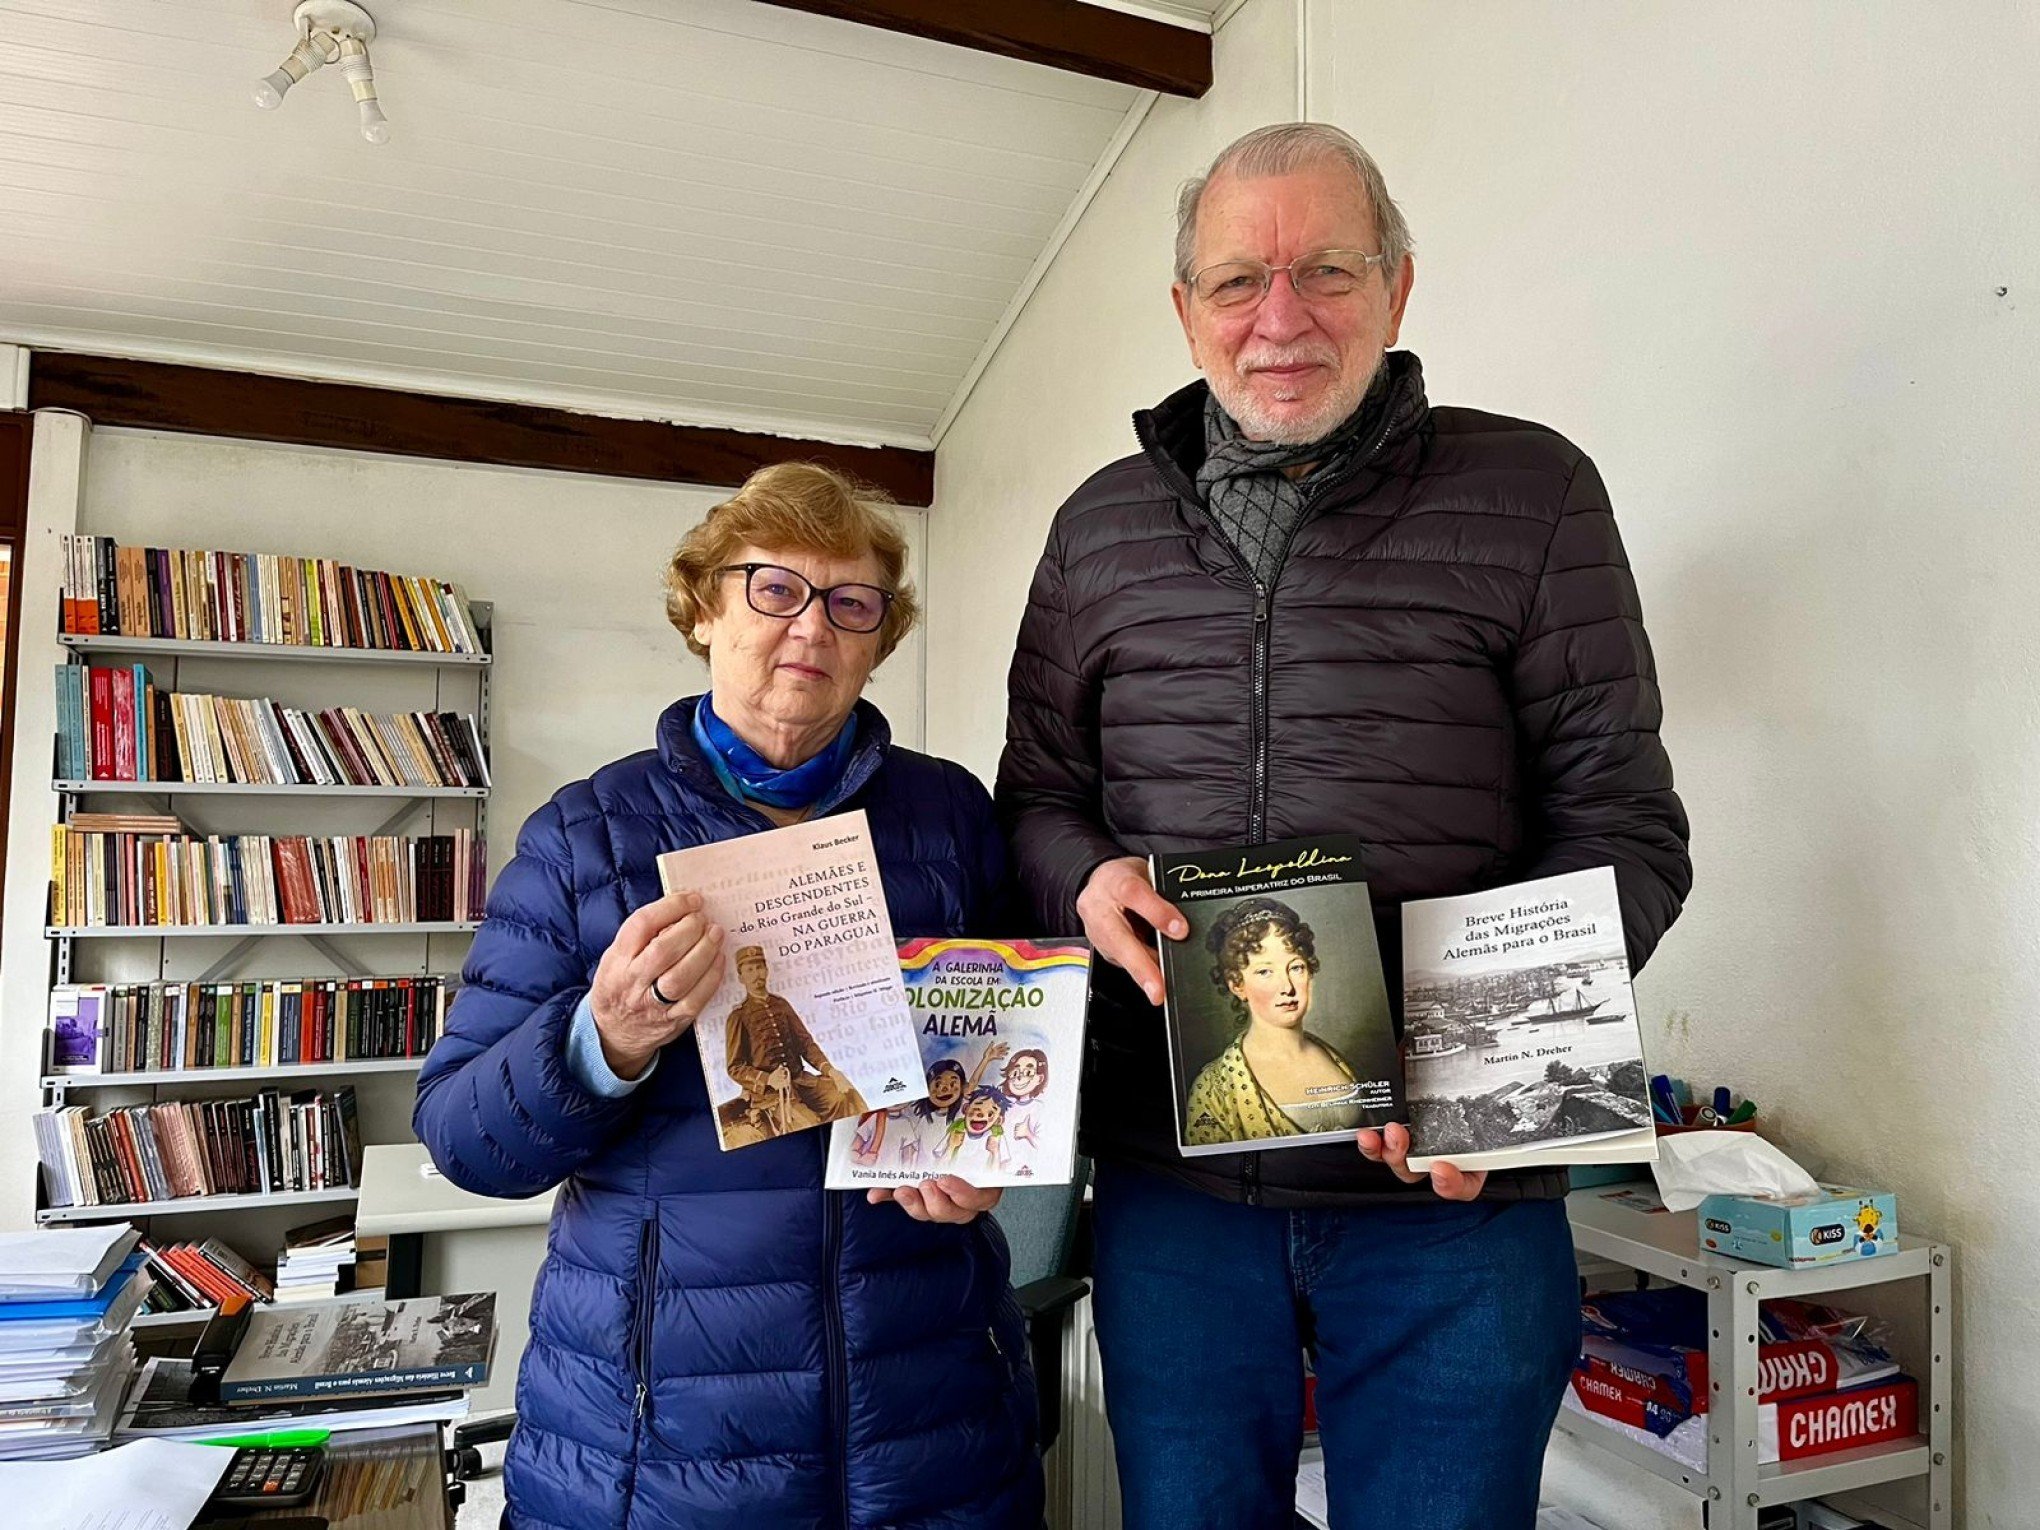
[413,463,1041,1529]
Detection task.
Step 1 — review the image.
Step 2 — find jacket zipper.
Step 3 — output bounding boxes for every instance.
[618,1214,659,1526]
[1135,379,1405,848]
[1249,585,1272,843]
[633,1216,658,1420]
[824,1187,850,1528]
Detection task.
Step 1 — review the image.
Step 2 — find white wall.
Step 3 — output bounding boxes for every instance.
[1314,5,2036,1524]
[0,427,926,1231]
[926,0,1299,784]
[933,2,2037,1526]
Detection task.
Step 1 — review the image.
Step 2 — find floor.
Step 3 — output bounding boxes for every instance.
[455,1439,506,1527]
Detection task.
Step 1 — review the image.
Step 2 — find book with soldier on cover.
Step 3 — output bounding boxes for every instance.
[657,811,925,1151]
[826,938,1092,1188]
[1152,835,1402,1157]
[1401,867,1657,1173]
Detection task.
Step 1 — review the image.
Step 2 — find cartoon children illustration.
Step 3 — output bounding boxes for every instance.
[1854,1201,1884,1256]
[943,1085,1010,1173]
[876,1042,1010,1172]
[997,1048,1050,1170]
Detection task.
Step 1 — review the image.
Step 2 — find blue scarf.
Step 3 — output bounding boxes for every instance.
[691,695,858,810]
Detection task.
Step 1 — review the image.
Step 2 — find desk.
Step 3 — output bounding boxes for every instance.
[225,1421,454,1528]
[356,1144,554,1417]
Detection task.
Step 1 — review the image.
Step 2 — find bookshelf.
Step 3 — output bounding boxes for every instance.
[39,1186,360,1225]
[47,1054,430,1094]
[35,575,492,1262]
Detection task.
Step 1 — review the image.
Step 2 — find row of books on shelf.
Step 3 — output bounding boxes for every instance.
[55,662,491,790]
[50,975,450,1075]
[138,1235,277,1311]
[34,1085,366,1210]
[137,1219,377,1317]
[62,534,486,655]
[50,819,487,927]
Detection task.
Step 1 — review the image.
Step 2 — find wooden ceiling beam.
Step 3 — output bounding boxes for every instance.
[753,0,1211,98]
[27,354,935,506]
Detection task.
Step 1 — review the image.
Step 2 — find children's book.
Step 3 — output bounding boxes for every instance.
[1151,835,1402,1156]
[826,939,1091,1188]
[657,811,925,1151]
[1402,867,1657,1172]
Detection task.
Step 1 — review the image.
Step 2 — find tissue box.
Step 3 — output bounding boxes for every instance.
[1698,1183,1897,1268]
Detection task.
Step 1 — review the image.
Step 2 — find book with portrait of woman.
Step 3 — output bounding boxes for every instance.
[825,938,1092,1188]
[1152,836,1402,1157]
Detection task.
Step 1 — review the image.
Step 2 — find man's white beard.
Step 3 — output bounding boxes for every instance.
[1209,353,1382,446]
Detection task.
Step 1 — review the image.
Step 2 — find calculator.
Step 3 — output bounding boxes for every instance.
[206,1444,327,1509]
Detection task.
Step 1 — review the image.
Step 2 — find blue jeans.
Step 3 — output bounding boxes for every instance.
[1091,1163,1580,1530]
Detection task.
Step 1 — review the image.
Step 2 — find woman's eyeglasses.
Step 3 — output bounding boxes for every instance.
[720,563,894,634]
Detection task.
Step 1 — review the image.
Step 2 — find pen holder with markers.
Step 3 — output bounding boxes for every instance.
[1654,1103,1759,1137]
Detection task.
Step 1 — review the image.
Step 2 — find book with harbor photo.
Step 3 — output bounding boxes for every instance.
[657,811,926,1151]
[826,938,1092,1188]
[115,1357,470,1441]
[216,1292,497,1404]
[1152,835,1402,1157]
[1401,866,1657,1173]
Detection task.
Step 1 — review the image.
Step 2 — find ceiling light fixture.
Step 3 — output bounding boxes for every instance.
[254,1,390,145]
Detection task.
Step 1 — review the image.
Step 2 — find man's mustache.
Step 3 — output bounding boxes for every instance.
[1239,348,1339,373]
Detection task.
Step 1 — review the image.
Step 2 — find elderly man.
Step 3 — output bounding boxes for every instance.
[721,944,865,1141]
[997,123,1691,1529]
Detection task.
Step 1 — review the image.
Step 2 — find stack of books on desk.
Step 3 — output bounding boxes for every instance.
[0,1226,148,1460]
[274,1217,356,1303]
[115,1292,495,1442]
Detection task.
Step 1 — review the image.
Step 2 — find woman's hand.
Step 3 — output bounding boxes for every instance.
[589,889,727,1079]
[1356,1122,1487,1201]
[867,1177,1003,1224]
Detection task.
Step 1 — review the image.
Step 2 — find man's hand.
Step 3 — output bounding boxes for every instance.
[589,889,727,1079]
[867,1177,1003,1224]
[1075,856,1188,1006]
[767,1065,792,1092]
[1356,1122,1487,1201]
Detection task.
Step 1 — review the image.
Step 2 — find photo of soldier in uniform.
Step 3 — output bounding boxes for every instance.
[719,945,869,1147]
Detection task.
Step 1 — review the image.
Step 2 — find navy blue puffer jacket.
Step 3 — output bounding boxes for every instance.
[414,697,1042,1530]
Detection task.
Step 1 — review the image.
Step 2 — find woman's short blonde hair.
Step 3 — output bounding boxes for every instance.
[665,462,920,664]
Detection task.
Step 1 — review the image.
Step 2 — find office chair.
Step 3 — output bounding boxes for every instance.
[989,1158,1093,1455]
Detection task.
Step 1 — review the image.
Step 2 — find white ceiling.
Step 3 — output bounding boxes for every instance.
[0,0,1190,448]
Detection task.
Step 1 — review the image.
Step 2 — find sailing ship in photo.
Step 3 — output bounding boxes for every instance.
[1401,868,1657,1173]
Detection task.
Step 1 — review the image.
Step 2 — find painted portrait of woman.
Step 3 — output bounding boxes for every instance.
[1181,896,1369,1145]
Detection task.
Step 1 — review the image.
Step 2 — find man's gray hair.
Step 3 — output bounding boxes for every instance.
[1174,122,1414,285]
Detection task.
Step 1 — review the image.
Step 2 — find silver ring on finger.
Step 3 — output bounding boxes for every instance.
[649,978,679,1007]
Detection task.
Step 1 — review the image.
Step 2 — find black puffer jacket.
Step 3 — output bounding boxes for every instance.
[996,351,1691,1206]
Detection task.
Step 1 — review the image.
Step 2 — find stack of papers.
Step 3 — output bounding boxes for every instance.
[0,1436,231,1530]
[0,1226,146,1461]
[275,1215,356,1303]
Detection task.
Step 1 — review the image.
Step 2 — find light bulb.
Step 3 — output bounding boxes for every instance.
[253,71,289,109]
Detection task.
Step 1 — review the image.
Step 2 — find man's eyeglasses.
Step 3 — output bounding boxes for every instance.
[720,563,895,634]
[1187,249,1389,309]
